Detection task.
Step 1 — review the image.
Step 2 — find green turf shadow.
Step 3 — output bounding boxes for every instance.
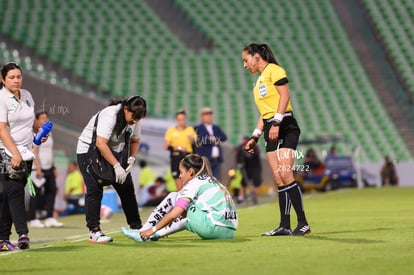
[317,227,392,235]
[306,235,385,244]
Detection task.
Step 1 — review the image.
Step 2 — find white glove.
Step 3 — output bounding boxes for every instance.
[125,156,136,173]
[113,163,127,184]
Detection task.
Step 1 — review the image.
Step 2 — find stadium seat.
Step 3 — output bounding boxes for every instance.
[362,0,414,98]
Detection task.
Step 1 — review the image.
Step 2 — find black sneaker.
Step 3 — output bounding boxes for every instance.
[291,224,311,236]
[17,234,30,250]
[261,226,292,236]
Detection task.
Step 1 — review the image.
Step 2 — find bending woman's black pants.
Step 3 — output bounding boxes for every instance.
[77,153,142,230]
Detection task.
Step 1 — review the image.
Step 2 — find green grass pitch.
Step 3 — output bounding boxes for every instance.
[1,187,413,275]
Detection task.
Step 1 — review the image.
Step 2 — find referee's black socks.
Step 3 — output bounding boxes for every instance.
[278,185,292,229]
[282,181,308,226]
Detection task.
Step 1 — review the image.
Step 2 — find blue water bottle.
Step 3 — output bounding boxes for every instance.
[33,121,53,145]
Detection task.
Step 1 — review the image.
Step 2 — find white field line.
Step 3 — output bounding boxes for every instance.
[0,230,121,256]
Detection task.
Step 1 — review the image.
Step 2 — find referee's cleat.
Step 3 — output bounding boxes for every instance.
[291,224,311,236]
[261,226,292,236]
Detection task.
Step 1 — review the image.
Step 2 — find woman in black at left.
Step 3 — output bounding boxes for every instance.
[0,63,36,251]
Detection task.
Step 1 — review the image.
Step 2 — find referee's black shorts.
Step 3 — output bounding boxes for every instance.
[263,115,300,152]
[170,151,188,179]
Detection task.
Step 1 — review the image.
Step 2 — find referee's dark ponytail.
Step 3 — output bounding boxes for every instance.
[243,43,280,65]
[0,62,22,89]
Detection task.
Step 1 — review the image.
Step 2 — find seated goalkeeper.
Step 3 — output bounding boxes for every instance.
[122,154,238,241]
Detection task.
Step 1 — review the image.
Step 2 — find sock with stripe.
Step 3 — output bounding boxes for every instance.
[285,181,308,226]
[277,185,292,229]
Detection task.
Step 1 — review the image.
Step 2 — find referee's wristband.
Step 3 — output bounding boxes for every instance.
[274,113,284,122]
[251,128,262,138]
[250,128,262,143]
[249,136,259,143]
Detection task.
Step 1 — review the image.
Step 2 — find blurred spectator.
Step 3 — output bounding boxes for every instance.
[28,110,63,228]
[164,169,177,192]
[325,145,337,161]
[164,109,195,190]
[380,156,399,186]
[236,136,262,204]
[303,148,324,174]
[194,107,227,179]
[138,160,156,188]
[138,177,168,207]
[64,161,85,214]
[227,168,244,204]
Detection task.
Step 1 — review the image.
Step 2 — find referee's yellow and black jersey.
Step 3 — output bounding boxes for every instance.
[253,63,293,120]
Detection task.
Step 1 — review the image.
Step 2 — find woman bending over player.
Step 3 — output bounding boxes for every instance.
[122,154,238,241]
[77,96,146,243]
[242,43,311,236]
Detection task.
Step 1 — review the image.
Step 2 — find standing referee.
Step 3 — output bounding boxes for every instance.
[242,43,311,236]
